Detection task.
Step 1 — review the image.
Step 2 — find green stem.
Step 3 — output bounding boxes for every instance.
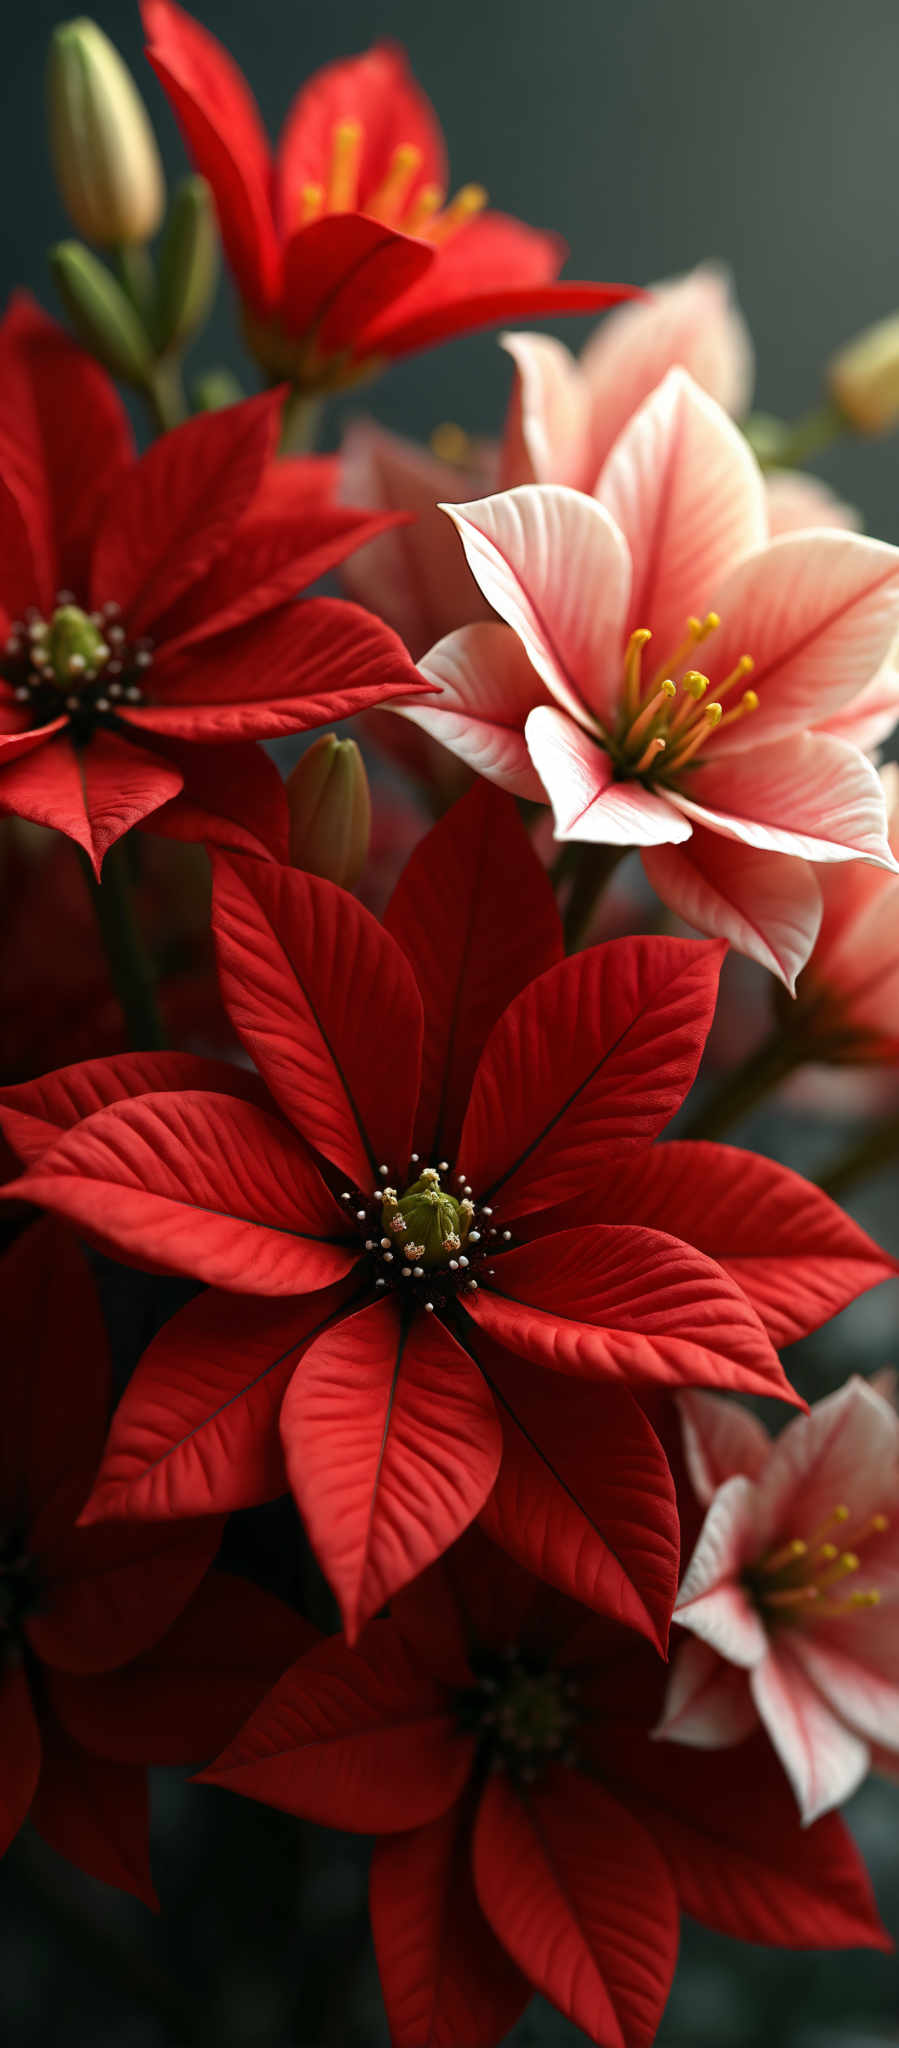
[759,399,847,473]
[80,836,166,1050]
[143,353,188,433]
[562,843,626,952]
[111,241,156,323]
[680,1025,806,1141]
[817,1108,899,1199]
[279,387,324,455]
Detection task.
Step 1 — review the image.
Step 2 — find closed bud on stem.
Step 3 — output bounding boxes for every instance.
[47,18,164,247]
[191,367,245,413]
[829,313,899,434]
[286,735,371,888]
[50,240,154,384]
[155,176,219,353]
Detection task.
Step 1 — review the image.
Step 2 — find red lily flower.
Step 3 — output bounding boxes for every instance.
[0,298,423,871]
[2,789,891,1643]
[141,4,635,392]
[201,1528,891,2047]
[1,1219,310,1904]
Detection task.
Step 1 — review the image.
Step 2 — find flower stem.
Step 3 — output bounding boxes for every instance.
[80,836,166,1050]
[279,387,324,455]
[680,1025,805,1140]
[143,353,188,433]
[561,843,626,952]
[817,1108,899,1199]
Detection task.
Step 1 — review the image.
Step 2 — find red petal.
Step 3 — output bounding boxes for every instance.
[144,737,289,863]
[469,1225,796,1401]
[0,1049,271,1167]
[0,1219,109,1538]
[31,1514,222,1674]
[371,1796,530,2048]
[473,1339,678,1651]
[281,1296,502,1638]
[11,1091,356,1294]
[47,1572,315,1765]
[384,782,562,1163]
[200,1618,472,1832]
[473,1768,679,2048]
[0,1665,41,1855]
[80,1278,360,1523]
[0,472,45,618]
[122,596,425,740]
[458,935,725,1217]
[551,1140,897,1349]
[91,390,283,633]
[212,852,423,1184]
[30,1716,156,1907]
[273,43,447,235]
[0,728,183,877]
[141,0,280,314]
[281,217,435,351]
[601,1727,892,1951]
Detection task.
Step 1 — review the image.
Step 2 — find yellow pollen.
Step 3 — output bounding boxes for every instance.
[327,119,363,212]
[647,612,719,691]
[716,688,759,732]
[850,1589,881,1608]
[705,703,723,726]
[815,1551,860,1591]
[404,182,445,234]
[366,142,423,224]
[427,182,488,244]
[817,1543,840,1563]
[714,653,756,704]
[760,1538,808,1575]
[300,181,324,225]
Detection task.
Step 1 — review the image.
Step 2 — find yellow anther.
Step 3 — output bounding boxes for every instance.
[326,119,363,213]
[715,688,760,734]
[623,627,652,717]
[366,141,423,224]
[715,653,756,703]
[660,678,677,699]
[300,181,324,225]
[626,681,677,753]
[428,182,488,244]
[704,702,723,727]
[849,1588,881,1608]
[429,422,473,465]
[682,670,709,701]
[404,182,445,235]
[816,1551,860,1591]
[872,1513,890,1533]
[760,1538,808,1575]
[698,611,720,638]
[817,1543,839,1563]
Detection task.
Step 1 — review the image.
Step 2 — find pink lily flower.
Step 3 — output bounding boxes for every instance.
[656,1378,899,1823]
[790,762,899,1061]
[403,368,899,985]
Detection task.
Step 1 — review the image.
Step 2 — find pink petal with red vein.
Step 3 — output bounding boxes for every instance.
[371,1799,531,2048]
[212,852,422,1184]
[499,331,590,489]
[443,484,630,729]
[408,623,549,800]
[596,367,767,653]
[752,1375,899,1557]
[654,1635,758,1747]
[675,1475,768,1667]
[525,704,691,844]
[281,1296,502,1638]
[674,731,898,869]
[458,934,724,1214]
[677,1388,771,1505]
[385,780,562,1162]
[473,1768,678,2048]
[201,1620,473,1832]
[750,1643,870,1823]
[79,1277,358,1524]
[643,829,822,989]
[10,1091,354,1294]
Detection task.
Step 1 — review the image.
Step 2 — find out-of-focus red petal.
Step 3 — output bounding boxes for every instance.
[280,217,434,349]
[0,1665,41,1856]
[273,42,447,234]
[29,1716,157,1907]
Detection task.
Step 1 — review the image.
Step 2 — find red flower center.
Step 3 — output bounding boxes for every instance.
[4,596,153,743]
[746,1501,890,1626]
[456,1648,580,1784]
[0,1524,41,1670]
[602,613,758,784]
[340,1158,512,1315]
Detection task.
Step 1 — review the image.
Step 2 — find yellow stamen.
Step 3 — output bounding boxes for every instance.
[667,703,721,772]
[759,1538,808,1576]
[666,669,709,735]
[429,422,473,465]
[816,1588,881,1618]
[626,679,676,753]
[807,1505,851,1547]
[366,142,423,225]
[300,181,324,225]
[715,688,759,732]
[764,1584,820,1610]
[850,1588,881,1607]
[427,182,488,245]
[404,182,445,235]
[326,119,363,212]
[850,1512,890,1547]
[713,653,755,704]
[623,628,652,718]
[817,1543,840,1564]
[632,734,667,776]
[815,1551,860,1590]
[647,612,720,692]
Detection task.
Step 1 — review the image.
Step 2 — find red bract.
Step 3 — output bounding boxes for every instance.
[0,297,423,872]
[141,3,635,391]
[2,788,891,1642]
[201,1530,890,2048]
[0,1219,310,1903]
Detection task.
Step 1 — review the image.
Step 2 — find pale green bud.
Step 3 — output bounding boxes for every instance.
[50,241,155,384]
[156,177,218,353]
[47,19,165,247]
[380,1170,471,1271]
[286,735,371,889]
[829,313,899,435]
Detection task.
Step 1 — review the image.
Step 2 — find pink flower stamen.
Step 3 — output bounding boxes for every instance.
[298,121,488,244]
[751,1500,891,1626]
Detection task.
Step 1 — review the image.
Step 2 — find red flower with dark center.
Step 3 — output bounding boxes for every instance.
[0,297,424,872]
[1,787,892,1641]
[141,4,636,392]
[200,1528,891,2047]
[0,1219,310,1904]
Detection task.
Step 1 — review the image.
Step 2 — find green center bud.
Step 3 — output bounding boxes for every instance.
[40,605,110,688]
[497,1669,572,1759]
[380,1168,472,1270]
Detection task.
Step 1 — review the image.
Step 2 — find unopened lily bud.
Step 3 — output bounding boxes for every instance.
[50,241,154,384]
[829,313,899,434]
[286,735,371,888]
[47,19,164,247]
[191,367,245,412]
[156,177,218,353]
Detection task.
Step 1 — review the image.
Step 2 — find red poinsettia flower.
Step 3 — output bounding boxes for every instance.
[3,788,890,1648]
[1,1219,310,1904]
[141,3,635,392]
[201,1528,891,2048]
[0,297,423,871]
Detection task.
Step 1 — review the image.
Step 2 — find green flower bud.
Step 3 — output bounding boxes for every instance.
[50,241,154,384]
[286,735,371,889]
[380,1169,471,1270]
[191,368,246,413]
[47,18,165,247]
[829,313,899,435]
[155,177,219,353]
